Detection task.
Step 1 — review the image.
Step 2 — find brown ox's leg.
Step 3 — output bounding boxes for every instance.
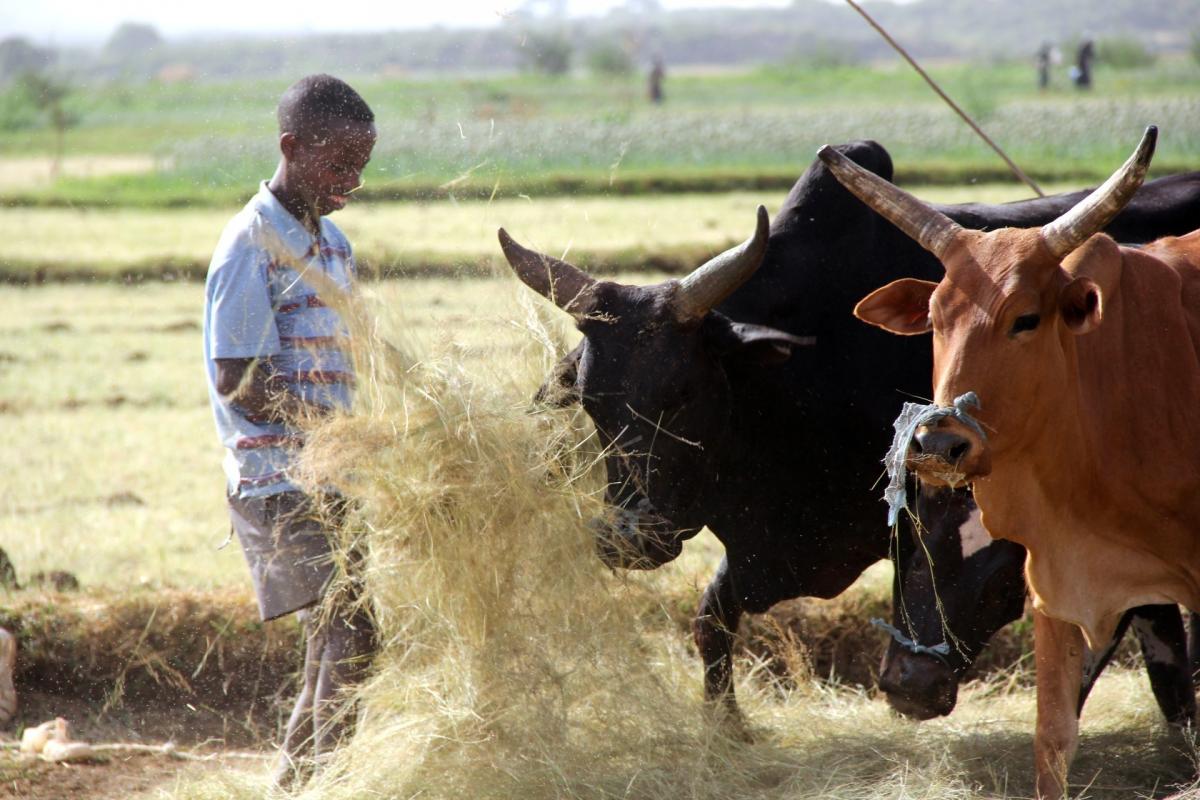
[693,558,745,721]
[1034,609,1085,799]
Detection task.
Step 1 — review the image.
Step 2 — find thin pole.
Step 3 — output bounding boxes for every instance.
[844,0,1045,197]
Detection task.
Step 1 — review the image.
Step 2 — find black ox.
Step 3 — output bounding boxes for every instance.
[498,141,1200,724]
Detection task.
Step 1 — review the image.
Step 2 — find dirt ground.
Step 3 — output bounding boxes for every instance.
[0,750,256,800]
[0,687,278,799]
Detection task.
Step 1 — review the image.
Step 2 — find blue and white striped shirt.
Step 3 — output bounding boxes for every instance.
[204,182,356,498]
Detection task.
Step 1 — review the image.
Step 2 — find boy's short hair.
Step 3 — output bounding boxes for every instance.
[277,74,374,137]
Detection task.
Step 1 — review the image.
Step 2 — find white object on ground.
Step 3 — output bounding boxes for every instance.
[19,720,56,755]
[39,718,95,763]
[19,717,96,762]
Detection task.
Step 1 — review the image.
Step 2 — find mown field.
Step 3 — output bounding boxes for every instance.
[0,182,1082,282]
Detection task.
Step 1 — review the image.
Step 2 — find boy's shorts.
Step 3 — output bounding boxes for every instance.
[227,491,338,621]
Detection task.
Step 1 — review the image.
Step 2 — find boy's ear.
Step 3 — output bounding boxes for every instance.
[279,131,298,160]
[854,278,938,335]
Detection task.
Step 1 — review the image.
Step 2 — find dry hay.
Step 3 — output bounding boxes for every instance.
[0,588,296,714]
[165,276,1197,800]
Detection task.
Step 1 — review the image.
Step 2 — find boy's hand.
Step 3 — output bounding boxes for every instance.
[215,358,331,425]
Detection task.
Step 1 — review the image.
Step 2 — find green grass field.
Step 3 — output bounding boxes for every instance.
[2,59,1198,208]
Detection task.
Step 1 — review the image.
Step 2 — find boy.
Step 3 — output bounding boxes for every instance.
[202,74,376,787]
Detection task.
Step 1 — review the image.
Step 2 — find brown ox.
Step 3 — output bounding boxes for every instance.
[818,127,1200,798]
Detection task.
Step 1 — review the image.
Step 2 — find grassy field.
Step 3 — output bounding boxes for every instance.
[2,59,1198,207]
[0,176,1168,582]
[0,182,1088,282]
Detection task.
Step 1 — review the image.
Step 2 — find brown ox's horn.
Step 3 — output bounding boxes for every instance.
[498,228,597,318]
[1041,126,1157,259]
[675,205,770,320]
[817,145,962,259]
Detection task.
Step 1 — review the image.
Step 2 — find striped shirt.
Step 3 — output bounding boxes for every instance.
[204,182,356,498]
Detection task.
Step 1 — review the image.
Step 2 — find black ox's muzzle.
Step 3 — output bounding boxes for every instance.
[590,498,701,570]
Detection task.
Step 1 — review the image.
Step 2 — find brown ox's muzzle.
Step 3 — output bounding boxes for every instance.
[906,418,990,487]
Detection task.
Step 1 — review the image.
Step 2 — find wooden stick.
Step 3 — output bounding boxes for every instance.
[844,0,1045,197]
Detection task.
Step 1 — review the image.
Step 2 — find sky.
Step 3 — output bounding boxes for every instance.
[1,0,831,46]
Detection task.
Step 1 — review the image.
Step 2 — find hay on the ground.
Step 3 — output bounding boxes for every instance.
[167,277,1196,800]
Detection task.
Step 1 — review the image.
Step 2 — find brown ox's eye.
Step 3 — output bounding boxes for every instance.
[1010,313,1040,336]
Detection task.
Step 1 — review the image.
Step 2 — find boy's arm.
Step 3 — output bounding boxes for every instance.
[209,242,332,425]
[214,358,332,425]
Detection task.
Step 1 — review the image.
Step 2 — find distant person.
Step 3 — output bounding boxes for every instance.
[203,73,376,789]
[1071,39,1095,89]
[1036,42,1053,89]
[648,55,665,104]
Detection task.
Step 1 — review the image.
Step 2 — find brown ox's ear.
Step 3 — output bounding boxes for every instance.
[854,278,938,335]
[1060,277,1103,335]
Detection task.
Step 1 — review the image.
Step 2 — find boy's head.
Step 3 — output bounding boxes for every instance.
[276,74,376,217]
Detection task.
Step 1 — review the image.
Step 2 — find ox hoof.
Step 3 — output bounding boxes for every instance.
[705,701,755,743]
[0,628,16,726]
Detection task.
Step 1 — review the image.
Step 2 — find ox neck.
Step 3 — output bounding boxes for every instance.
[972,245,1200,640]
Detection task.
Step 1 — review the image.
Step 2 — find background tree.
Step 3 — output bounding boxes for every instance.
[518,30,573,76]
[0,37,56,84]
[586,39,635,77]
[103,22,166,81]
[20,72,79,180]
[104,22,164,57]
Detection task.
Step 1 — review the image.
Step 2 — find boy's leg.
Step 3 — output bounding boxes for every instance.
[312,603,376,758]
[272,610,325,789]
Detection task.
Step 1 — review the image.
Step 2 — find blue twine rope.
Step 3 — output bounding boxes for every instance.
[871,617,951,661]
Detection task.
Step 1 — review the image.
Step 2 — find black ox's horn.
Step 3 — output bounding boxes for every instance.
[498,229,597,318]
[675,205,771,320]
[1040,126,1156,259]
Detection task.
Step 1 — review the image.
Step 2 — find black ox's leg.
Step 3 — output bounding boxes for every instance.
[1130,605,1196,728]
[1076,609,1134,715]
[1185,611,1200,683]
[694,556,745,715]
[1075,605,1196,728]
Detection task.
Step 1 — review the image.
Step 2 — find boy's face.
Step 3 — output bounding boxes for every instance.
[282,119,376,216]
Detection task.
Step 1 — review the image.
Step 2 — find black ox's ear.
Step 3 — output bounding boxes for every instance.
[705,316,815,367]
[533,343,582,407]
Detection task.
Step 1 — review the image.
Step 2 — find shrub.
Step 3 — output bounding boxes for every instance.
[1095,36,1156,69]
[586,41,634,77]
[517,30,572,76]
